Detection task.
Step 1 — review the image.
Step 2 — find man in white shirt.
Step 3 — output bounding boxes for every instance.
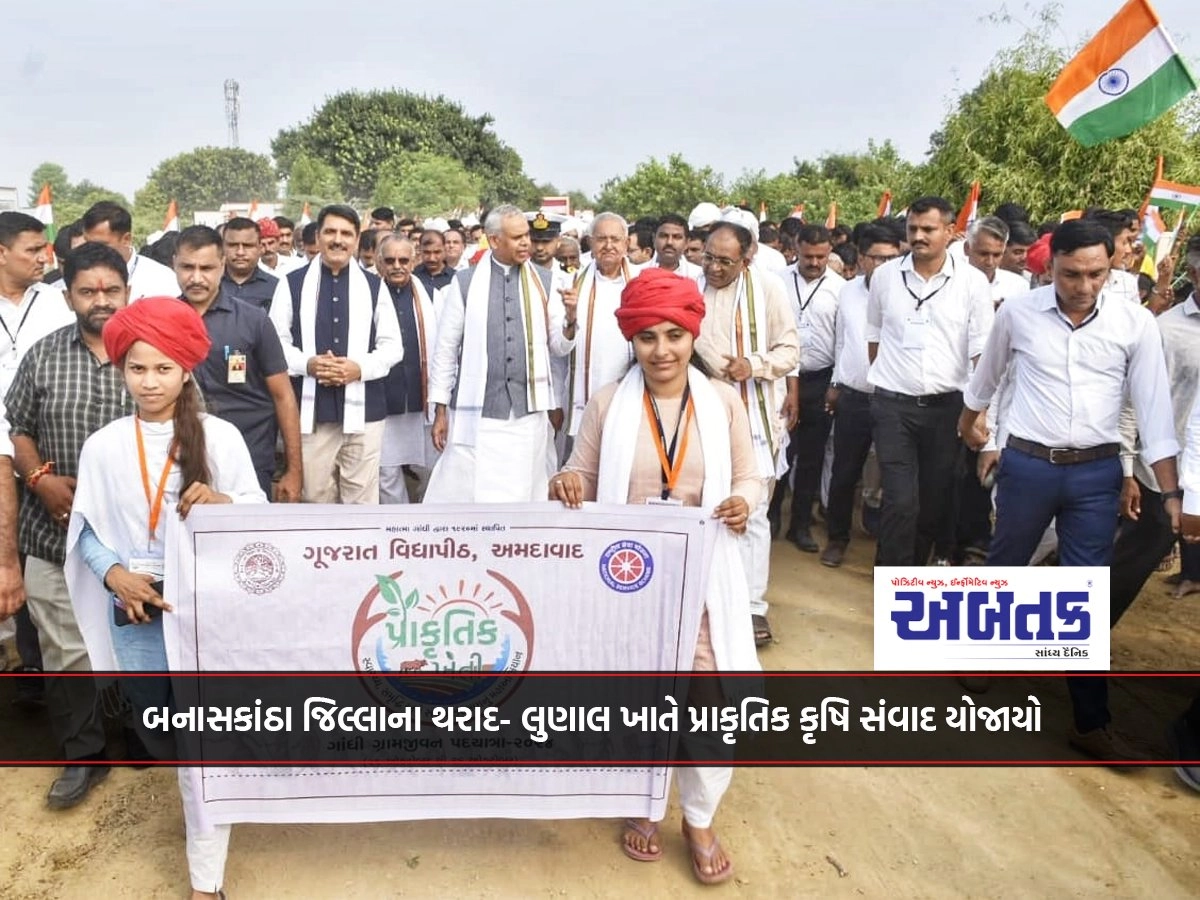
[953,216,1031,564]
[444,226,469,272]
[961,218,1181,761]
[1087,209,1141,303]
[80,201,179,301]
[866,196,994,566]
[776,224,844,552]
[820,225,901,567]
[652,214,703,281]
[0,211,75,694]
[562,213,644,436]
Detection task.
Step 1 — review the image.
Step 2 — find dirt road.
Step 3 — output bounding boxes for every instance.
[2,537,1199,899]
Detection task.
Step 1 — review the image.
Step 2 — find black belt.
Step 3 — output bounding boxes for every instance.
[798,366,834,382]
[837,385,871,399]
[1006,436,1120,465]
[873,387,960,408]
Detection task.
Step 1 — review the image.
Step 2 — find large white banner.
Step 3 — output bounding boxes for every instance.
[164,503,715,824]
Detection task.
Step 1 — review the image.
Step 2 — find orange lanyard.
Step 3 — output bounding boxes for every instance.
[135,417,176,546]
[643,386,694,500]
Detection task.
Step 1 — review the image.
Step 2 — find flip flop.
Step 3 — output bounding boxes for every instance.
[752,614,773,647]
[621,818,663,862]
[682,822,733,885]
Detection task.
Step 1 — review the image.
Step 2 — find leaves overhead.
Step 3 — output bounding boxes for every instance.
[371,152,482,218]
[272,89,537,208]
[142,147,277,226]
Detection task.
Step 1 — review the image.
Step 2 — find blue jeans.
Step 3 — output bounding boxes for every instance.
[107,608,172,745]
[988,447,1121,732]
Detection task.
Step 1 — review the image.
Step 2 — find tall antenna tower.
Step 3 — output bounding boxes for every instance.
[224,79,240,148]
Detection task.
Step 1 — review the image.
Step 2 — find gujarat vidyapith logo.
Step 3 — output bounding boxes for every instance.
[232,542,286,595]
[599,540,654,593]
[351,570,535,706]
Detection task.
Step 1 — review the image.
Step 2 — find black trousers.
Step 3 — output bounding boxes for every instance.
[870,392,962,566]
[786,368,834,531]
[954,446,994,559]
[825,388,874,544]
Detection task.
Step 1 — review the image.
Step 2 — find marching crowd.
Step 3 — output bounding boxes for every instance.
[1,190,1200,894]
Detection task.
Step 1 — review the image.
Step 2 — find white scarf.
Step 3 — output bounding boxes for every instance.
[707,268,778,479]
[596,366,760,673]
[452,252,554,446]
[401,276,438,424]
[297,257,374,434]
[566,259,635,436]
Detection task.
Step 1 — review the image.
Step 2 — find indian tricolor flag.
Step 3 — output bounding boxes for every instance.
[1149,178,1200,210]
[1046,0,1197,147]
[877,191,893,218]
[955,181,980,234]
[34,184,56,243]
[298,202,312,227]
[163,199,179,233]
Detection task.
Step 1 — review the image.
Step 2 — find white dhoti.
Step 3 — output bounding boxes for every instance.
[380,412,439,503]
[424,410,555,503]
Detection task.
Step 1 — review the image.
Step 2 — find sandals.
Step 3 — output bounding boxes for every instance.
[682,822,734,885]
[752,614,773,647]
[621,818,663,862]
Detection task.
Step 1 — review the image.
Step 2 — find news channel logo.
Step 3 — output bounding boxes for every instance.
[873,567,1110,671]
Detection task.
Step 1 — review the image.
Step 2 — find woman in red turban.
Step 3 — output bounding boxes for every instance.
[67,296,266,900]
[550,268,760,885]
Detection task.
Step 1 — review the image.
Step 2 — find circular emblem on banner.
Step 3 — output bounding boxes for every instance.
[351,570,535,707]
[599,540,654,593]
[1098,68,1130,96]
[232,542,286,595]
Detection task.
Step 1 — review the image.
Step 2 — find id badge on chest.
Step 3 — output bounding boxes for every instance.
[902,312,930,350]
[128,555,165,580]
[798,317,814,348]
[0,350,19,378]
[645,497,684,507]
[227,352,247,384]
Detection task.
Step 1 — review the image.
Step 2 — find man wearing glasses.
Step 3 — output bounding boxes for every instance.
[377,235,439,503]
[696,222,799,647]
[866,197,993,567]
[819,226,902,568]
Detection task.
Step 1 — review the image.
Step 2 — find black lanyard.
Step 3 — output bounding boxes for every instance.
[0,288,39,352]
[645,383,691,500]
[792,273,826,315]
[900,254,954,311]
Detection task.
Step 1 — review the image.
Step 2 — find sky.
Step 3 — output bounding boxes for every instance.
[2,0,1197,207]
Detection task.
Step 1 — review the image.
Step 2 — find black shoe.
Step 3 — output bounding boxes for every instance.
[11,665,45,712]
[789,527,819,553]
[47,764,110,809]
[820,541,846,567]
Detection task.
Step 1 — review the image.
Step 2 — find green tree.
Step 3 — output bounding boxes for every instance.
[594,154,726,219]
[910,10,1200,221]
[28,162,70,205]
[284,153,342,219]
[131,181,171,245]
[371,152,482,217]
[142,147,278,225]
[272,89,534,205]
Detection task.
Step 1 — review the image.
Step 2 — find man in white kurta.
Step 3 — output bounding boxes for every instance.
[563,213,645,436]
[425,205,575,502]
[695,222,800,646]
[80,201,180,300]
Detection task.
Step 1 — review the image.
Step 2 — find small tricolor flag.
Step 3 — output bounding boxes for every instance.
[34,184,56,243]
[877,191,893,218]
[1148,178,1200,210]
[825,202,838,229]
[788,204,806,221]
[298,202,312,227]
[758,201,768,223]
[1139,206,1168,275]
[955,181,981,234]
[247,199,259,221]
[1045,0,1198,147]
[163,199,179,233]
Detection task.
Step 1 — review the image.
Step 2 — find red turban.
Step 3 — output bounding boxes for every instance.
[103,297,212,371]
[615,268,706,341]
[1025,233,1052,277]
[257,217,280,238]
